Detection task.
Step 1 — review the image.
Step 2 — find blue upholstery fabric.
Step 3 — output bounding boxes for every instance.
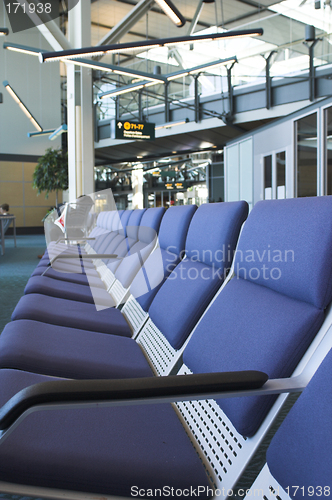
[24,275,106,303]
[148,201,249,350]
[24,275,116,306]
[118,209,133,237]
[267,348,332,496]
[111,209,124,231]
[182,197,332,436]
[137,207,165,243]
[149,259,225,350]
[114,239,155,289]
[0,320,153,379]
[185,201,248,268]
[134,205,198,310]
[183,277,324,436]
[11,294,132,336]
[234,197,332,308]
[125,208,146,241]
[0,384,210,497]
[30,266,104,287]
[158,205,198,256]
[134,247,180,310]
[112,207,165,290]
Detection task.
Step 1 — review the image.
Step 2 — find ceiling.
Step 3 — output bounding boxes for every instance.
[86,0,332,166]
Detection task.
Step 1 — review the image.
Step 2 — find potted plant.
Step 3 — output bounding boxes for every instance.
[32,147,68,207]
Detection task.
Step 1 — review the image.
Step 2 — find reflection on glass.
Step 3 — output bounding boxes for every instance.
[297,113,317,197]
[264,155,272,199]
[276,151,286,199]
[325,107,332,195]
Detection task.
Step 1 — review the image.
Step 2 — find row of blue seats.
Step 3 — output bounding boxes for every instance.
[0,198,331,498]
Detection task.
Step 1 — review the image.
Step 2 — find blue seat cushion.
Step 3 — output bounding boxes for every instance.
[0,373,210,498]
[267,348,332,496]
[183,277,324,437]
[11,294,132,337]
[0,320,153,379]
[30,266,105,287]
[24,276,114,306]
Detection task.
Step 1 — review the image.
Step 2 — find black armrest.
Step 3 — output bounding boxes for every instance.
[0,371,268,430]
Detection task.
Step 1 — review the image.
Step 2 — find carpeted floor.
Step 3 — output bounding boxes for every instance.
[0,234,46,334]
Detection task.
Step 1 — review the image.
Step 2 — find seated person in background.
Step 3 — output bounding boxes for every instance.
[0,204,9,215]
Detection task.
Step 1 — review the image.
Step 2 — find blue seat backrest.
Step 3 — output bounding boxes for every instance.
[183,196,332,437]
[120,210,134,238]
[233,197,332,308]
[158,205,198,255]
[133,205,198,311]
[105,209,146,271]
[125,209,146,243]
[148,201,249,351]
[92,211,117,252]
[267,348,332,496]
[136,207,165,245]
[114,208,165,288]
[111,210,124,232]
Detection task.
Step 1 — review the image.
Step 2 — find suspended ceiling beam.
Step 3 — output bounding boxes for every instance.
[20,0,71,51]
[97,0,154,47]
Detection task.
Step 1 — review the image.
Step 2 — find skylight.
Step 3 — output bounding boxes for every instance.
[269,0,332,33]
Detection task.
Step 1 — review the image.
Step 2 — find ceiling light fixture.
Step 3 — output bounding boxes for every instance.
[49,124,67,140]
[98,56,236,99]
[3,43,166,83]
[167,56,237,81]
[39,29,263,63]
[154,0,186,27]
[3,42,41,56]
[0,28,9,36]
[155,120,189,130]
[28,129,56,138]
[3,80,43,132]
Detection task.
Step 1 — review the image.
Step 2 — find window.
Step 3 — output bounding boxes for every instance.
[276,151,286,199]
[325,106,332,195]
[264,155,272,199]
[296,113,317,197]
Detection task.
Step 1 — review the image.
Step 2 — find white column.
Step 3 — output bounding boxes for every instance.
[132,166,144,209]
[67,1,94,201]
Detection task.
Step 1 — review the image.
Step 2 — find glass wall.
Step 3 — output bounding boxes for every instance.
[296,113,317,197]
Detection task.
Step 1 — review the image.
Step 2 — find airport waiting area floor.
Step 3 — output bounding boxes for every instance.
[0,235,46,336]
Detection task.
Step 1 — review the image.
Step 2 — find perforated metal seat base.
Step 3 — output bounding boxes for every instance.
[121,295,149,338]
[137,318,179,376]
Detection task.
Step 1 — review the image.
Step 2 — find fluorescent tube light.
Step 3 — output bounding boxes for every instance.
[154,0,186,27]
[28,129,56,138]
[3,80,42,132]
[155,120,188,130]
[3,42,41,56]
[49,124,67,140]
[3,43,165,83]
[39,29,263,63]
